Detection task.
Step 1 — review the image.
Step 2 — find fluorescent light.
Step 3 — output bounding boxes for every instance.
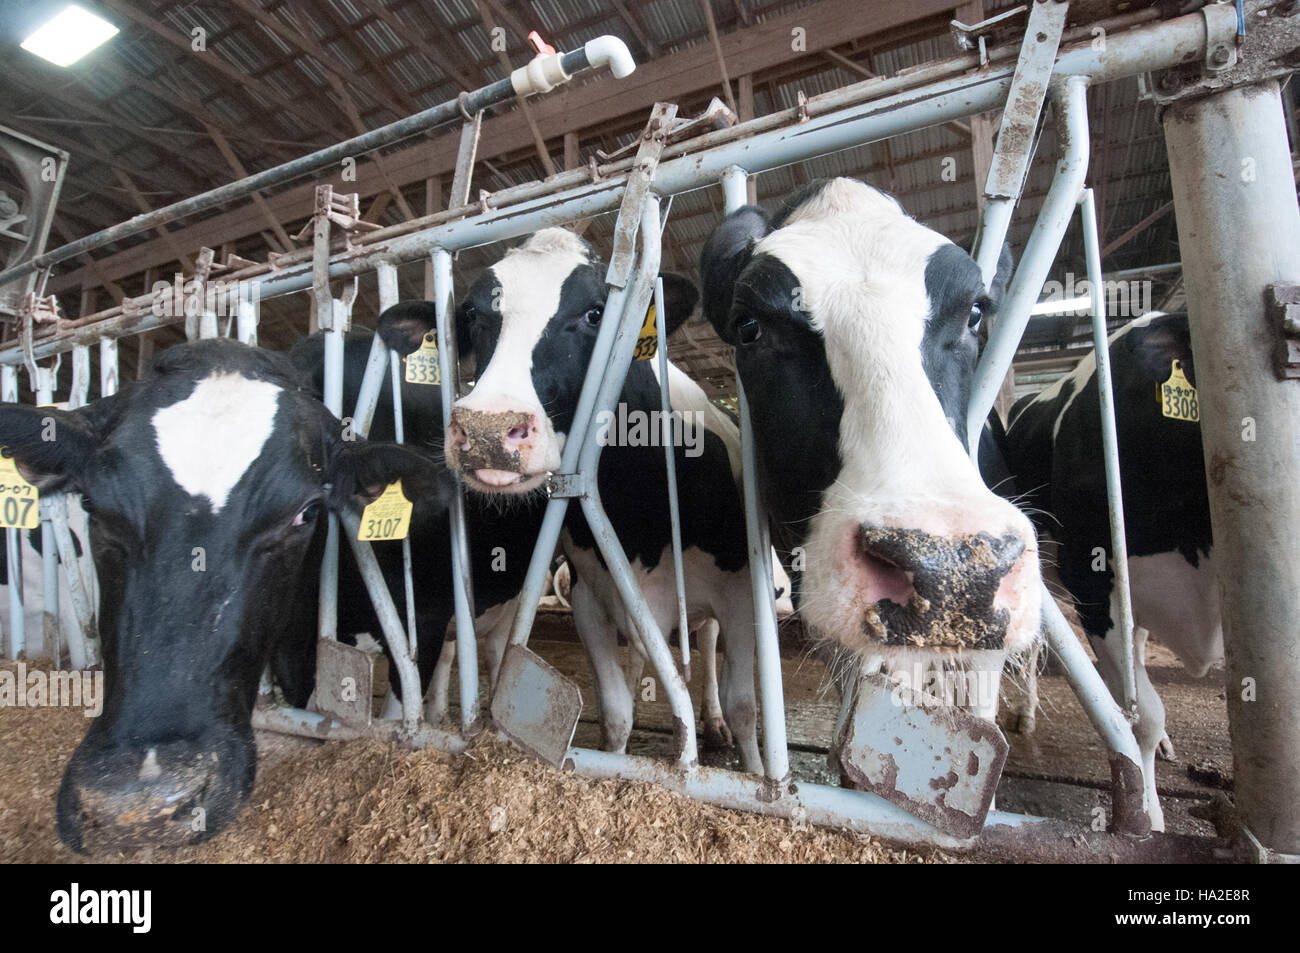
[1030,295,1092,317]
[20,5,119,67]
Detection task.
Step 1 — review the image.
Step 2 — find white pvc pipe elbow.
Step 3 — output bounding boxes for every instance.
[584,35,636,79]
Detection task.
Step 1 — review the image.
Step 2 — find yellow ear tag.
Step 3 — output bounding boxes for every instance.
[404,333,441,385]
[1159,359,1200,422]
[358,480,413,541]
[0,451,39,530]
[633,304,658,361]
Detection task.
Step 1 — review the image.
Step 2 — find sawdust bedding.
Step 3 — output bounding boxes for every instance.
[0,666,945,864]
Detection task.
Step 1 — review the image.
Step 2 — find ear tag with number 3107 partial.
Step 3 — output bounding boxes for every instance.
[633,304,658,361]
[404,333,441,385]
[358,480,413,542]
[0,451,39,530]
[1159,359,1199,423]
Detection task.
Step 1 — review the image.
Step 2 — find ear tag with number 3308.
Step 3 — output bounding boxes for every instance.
[0,451,39,530]
[404,333,441,385]
[358,480,413,542]
[633,304,658,361]
[1159,359,1199,423]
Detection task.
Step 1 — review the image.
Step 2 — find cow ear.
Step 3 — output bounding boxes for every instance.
[657,273,699,337]
[1123,313,1194,384]
[377,301,439,356]
[701,205,771,344]
[328,440,455,512]
[0,403,103,493]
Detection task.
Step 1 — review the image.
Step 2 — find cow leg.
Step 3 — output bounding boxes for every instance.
[425,638,456,724]
[623,639,646,706]
[1088,625,1167,832]
[718,613,762,774]
[695,618,732,749]
[570,576,634,753]
[1001,641,1040,735]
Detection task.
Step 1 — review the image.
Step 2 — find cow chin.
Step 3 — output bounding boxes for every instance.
[56,724,256,854]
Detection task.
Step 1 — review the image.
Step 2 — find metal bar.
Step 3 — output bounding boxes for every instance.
[331,511,425,737]
[34,366,58,666]
[316,200,341,648]
[387,350,418,667]
[1041,591,1151,834]
[1080,187,1137,714]
[432,247,479,731]
[968,75,1091,456]
[236,290,258,347]
[252,704,467,752]
[722,163,790,783]
[1163,78,1300,856]
[0,37,639,288]
[2,365,22,660]
[654,277,691,681]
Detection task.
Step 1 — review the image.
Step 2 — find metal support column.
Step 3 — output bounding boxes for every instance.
[1164,79,1300,857]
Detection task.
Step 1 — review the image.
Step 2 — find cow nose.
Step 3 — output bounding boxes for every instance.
[447,406,537,473]
[854,525,1025,650]
[56,737,253,854]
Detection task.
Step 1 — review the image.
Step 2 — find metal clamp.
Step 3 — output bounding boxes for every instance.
[1266,281,1300,379]
[544,473,587,499]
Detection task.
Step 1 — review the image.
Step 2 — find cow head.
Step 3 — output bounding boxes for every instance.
[431,228,697,493]
[0,339,450,853]
[700,178,1040,663]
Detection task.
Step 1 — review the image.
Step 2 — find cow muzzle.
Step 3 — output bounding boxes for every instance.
[56,734,254,854]
[446,406,553,492]
[848,525,1027,650]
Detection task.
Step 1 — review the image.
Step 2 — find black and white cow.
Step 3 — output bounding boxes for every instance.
[442,229,763,771]
[1003,311,1219,830]
[0,339,450,852]
[699,178,1042,724]
[288,316,548,719]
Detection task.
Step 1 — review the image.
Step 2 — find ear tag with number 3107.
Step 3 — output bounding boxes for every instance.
[358,480,413,542]
[404,333,441,385]
[0,451,39,530]
[1159,359,1199,423]
[633,304,658,361]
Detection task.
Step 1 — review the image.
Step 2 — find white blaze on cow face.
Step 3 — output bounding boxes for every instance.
[755,179,1040,656]
[152,372,281,512]
[450,229,593,493]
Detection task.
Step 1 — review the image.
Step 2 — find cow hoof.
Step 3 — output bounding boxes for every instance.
[1007,711,1037,735]
[1156,734,1178,762]
[701,716,733,750]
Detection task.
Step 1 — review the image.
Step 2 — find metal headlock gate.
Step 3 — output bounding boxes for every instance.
[3,2,1298,862]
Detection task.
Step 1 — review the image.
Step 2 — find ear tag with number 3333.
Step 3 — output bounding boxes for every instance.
[404,333,441,385]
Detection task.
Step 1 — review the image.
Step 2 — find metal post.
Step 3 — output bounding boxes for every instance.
[654,277,691,681]
[968,75,1091,456]
[722,164,790,783]
[2,364,22,660]
[1079,188,1138,714]
[1164,79,1300,856]
[432,248,480,731]
[314,190,341,647]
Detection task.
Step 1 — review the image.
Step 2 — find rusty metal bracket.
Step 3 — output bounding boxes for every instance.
[313,638,376,728]
[984,0,1069,201]
[607,102,676,289]
[951,4,1028,64]
[491,644,583,768]
[1150,0,1299,106]
[544,472,588,499]
[1266,281,1300,379]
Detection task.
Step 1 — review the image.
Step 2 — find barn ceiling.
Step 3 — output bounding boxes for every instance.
[0,0,1244,400]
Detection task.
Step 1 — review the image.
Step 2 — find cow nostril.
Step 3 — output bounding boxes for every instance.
[447,422,472,452]
[506,422,531,442]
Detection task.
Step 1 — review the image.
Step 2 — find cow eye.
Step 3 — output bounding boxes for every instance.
[583,306,603,326]
[736,317,761,344]
[968,302,984,330]
[292,501,322,527]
